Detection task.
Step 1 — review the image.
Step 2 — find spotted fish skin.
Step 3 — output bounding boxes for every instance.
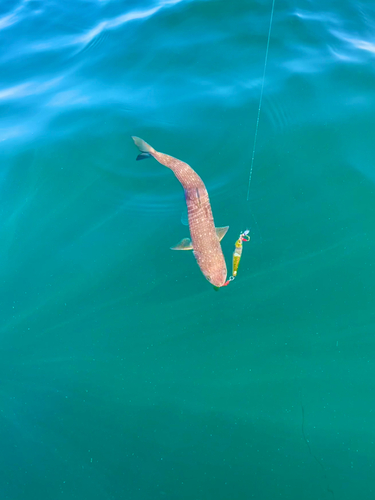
[132,136,228,287]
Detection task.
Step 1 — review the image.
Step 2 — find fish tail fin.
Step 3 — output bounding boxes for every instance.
[132,136,156,161]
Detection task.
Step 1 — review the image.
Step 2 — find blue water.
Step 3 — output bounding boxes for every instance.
[1,0,375,499]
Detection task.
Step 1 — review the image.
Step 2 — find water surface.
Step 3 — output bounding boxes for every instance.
[1,0,375,499]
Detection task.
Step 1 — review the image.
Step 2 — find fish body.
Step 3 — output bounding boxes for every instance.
[132,136,229,287]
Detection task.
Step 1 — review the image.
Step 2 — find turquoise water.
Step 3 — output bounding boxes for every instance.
[1,0,375,498]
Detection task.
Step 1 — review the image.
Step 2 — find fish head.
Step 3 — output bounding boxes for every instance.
[193,250,227,287]
[205,267,227,288]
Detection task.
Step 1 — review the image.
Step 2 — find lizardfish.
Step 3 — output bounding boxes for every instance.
[132,136,229,287]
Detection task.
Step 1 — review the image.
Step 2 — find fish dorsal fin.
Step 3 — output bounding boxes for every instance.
[170,237,193,251]
[216,226,229,241]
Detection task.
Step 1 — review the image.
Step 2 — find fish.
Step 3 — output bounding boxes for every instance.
[132,136,229,287]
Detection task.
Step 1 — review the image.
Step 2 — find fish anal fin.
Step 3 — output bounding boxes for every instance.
[170,237,193,251]
[216,226,229,241]
[136,152,152,161]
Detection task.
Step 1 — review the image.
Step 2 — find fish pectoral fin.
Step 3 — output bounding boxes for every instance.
[215,226,229,241]
[170,237,193,250]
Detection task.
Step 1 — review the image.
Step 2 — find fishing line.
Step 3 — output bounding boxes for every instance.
[246,0,276,202]
[301,402,335,499]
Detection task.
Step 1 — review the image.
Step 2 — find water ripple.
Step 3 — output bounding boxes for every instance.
[30,0,189,55]
[0,76,63,101]
[0,0,28,32]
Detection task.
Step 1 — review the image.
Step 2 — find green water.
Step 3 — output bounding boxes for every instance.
[0,0,374,498]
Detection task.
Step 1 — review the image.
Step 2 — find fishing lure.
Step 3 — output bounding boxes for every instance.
[221,230,250,287]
